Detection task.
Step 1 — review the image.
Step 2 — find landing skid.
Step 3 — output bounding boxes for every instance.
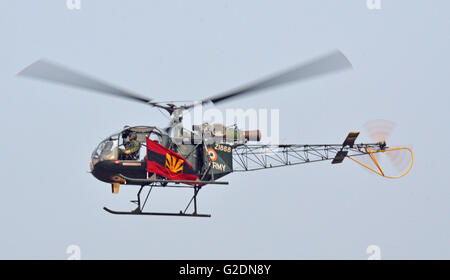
[103,207,211,217]
[104,184,211,218]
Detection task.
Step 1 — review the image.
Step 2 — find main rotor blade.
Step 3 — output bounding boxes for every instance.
[18,59,152,104]
[203,50,352,105]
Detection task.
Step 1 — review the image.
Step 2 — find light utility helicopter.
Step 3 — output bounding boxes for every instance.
[18,50,413,217]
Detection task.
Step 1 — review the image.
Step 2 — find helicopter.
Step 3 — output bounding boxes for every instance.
[18,50,413,217]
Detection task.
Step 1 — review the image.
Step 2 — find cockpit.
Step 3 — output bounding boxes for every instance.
[91,126,165,165]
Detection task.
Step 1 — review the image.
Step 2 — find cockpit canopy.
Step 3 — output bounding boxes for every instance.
[91,126,165,163]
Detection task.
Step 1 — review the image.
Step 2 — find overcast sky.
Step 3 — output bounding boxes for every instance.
[0,1,449,259]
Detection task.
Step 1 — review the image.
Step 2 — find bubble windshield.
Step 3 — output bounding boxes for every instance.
[91,133,119,161]
[91,126,164,162]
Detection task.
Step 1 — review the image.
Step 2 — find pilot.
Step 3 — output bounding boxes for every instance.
[119,131,140,160]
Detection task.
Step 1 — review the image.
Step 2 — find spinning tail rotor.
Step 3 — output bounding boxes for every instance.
[348,120,414,179]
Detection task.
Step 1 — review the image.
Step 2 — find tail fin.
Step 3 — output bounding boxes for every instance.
[331,132,359,164]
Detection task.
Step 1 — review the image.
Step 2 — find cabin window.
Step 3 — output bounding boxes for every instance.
[92,138,119,161]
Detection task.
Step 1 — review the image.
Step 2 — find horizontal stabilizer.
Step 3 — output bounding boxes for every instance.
[332,151,348,164]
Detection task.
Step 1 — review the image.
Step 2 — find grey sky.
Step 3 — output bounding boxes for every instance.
[0,1,449,259]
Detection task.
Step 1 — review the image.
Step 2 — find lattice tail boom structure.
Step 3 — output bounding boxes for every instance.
[232,143,380,171]
[232,132,413,178]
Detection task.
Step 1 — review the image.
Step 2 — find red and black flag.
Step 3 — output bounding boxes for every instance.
[146,138,199,181]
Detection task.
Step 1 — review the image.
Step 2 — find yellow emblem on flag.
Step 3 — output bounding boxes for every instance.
[165,153,184,173]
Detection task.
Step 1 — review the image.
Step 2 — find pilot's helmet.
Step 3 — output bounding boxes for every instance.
[121,130,130,139]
